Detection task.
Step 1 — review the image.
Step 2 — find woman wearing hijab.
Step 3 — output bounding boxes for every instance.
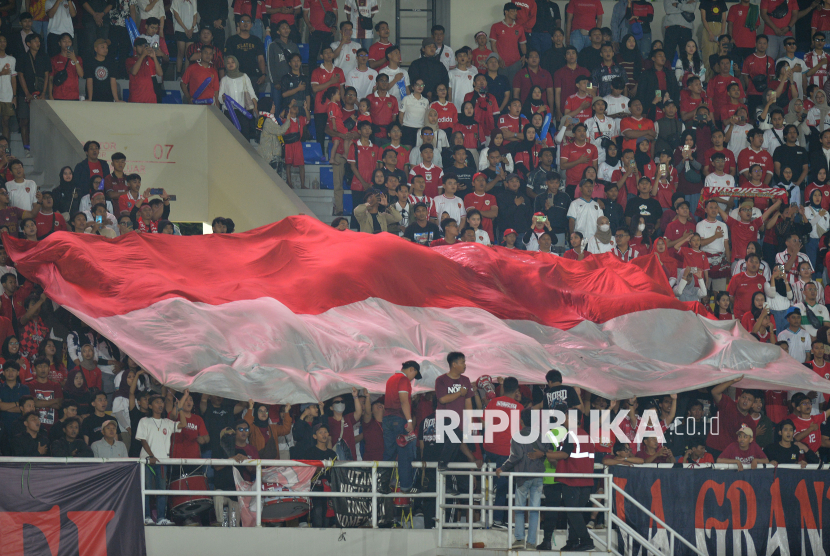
[614,34,643,95]
[53,166,79,215]
[478,129,515,172]
[63,369,93,415]
[598,142,622,185]
[651,237,679,286]
[452,101,482,150]
[243,399,293,459]
[784,98,807,147]
[521,86,549,118]
[511,125,543,180]
[587,215,616,254]
[111,368,136,435]
[218,55,258,140]
[803,89,830,152]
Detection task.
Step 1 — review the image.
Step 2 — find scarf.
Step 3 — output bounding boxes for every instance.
[593,217,613,245]
[634,149,652,175]
[521,87,546,119]
[813,94,830,131]
[423,108,440,141]
[458,101,477,126]
[785,98,802,125]
[63,369,89,396]
[652,238,679,281]
[745,3,761,32]
[224,55,244,79]
[137,216,158,233]
[604,145,620,167]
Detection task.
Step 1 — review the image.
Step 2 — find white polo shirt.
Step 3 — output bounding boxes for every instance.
[566,197,602,239]
[696,218,729,257]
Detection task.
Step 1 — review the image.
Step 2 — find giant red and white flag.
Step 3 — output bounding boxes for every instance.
[4,217,828,402]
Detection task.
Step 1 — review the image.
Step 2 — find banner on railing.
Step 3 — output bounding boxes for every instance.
[234,465,318,527]
[611,466,830,556]
[0,462,145,556]
[330,467,396,528]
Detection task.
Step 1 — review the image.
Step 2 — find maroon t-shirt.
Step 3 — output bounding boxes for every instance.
[719,441,766,464]
[103,174,129,196]
[0,206,24,233]
[435,374,474,420]
[362,418,384,461]
[706,395,757,452]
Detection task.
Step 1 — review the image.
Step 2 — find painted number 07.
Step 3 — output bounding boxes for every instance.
[153,144,174,160]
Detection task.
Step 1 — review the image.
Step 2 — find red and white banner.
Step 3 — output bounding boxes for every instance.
[4,217,827,402]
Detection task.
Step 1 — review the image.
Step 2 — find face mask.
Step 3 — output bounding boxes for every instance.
[638,223,645,231]
[599,224,610,232]
[332,403,346,413]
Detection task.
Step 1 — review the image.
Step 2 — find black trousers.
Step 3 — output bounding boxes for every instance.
[663,25,692,65]
[562,485,591,544]
[108,25,132,79]
[541,483,563,542]
[315,112,328,146]
[308,30,332,68]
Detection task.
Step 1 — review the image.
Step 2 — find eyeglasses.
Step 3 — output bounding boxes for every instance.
[119,222,133,228]
[414,83,425,87]
[8,341,18,345]
[236,427,249,432]
[784,42,796,46]
[422,132,434,136]
[816,38,826,42]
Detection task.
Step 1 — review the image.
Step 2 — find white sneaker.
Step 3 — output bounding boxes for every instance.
[587,520,595,529]
[156,518,174,526]
[511,539,526,549]
[595,521,606,530]
[24,149,31,158]
[143,517,155,525]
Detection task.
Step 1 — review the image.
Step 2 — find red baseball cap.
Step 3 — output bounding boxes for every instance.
[533,212,545,217]
[472,172,487,182]
[503,228,518,237]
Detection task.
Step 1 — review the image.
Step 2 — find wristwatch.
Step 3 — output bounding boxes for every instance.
[407,419,413,422]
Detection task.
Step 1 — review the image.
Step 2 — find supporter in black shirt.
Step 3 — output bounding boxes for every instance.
[495,174,533,238]
[403,202,442,245]
[624,176,663,227]
[51,416,93,457]
[17,33,50,152]
[772,124,809,185]
[8,12,33,61]
[200,394,240,457]
[540,28,567,76]
[307,424,337,528]
[224,14,266,88]
[12,411,49,456]
[602,183,625,233]
[128,390,150,457]
[764,419,817,466]
[86,39,118,102]
[445,145,476,195]
[279,52,309,109]
[576,28,604,72]
[81,391,122,445]
[534,369,582,410]
[533,172,570,241]
[380,150,407,186]
[291,402,323,459]
[48,400,79,444]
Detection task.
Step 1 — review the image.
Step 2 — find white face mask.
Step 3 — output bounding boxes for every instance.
[638,223,646,232]
[599,224,610,232]
[332,403,346,413]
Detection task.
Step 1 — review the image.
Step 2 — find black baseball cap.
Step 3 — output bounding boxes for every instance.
[402,360,422,379]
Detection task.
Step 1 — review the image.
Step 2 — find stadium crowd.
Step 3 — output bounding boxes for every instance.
[0,0,827,549]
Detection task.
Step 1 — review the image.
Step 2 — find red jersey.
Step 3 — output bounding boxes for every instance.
[50,54,83,100]
[514,0,537,32]
[464,192,497,241]
[383,371,411,417]
[679,89,712,117]
[805,182,830,210]
[431,100,458,128]
[234,0,266,20]
[812,360,830,403]
[788,413,826,453]
[489,21,527,67]
[452,122,480,149]
[741,54,775,96]
[719,102,748,124]
[680,453,715,464]
[563,93,593,123]
[126,55,158,104]
[812,7,830,31]
[171,414,208,458]
[654,169,679,209]
[470,47,493,73]
[703,147,736,174]
[311,64,345,113]
[386,143,409,171]
[707,75,745,119]
[679,247,709,286]
[664,219,695,258]
[306,0,338,32]
[367,93,399,132]
[482,395,522,456]
[264,0,301,25]
[566,0,604,31]
[347,141,382,191]
[409,163,444,198]
[727,4,757,49]
[761,0,796,33]
[181,62,219,101]
[727,271,767,317]
[610,168,639,200]
[497,113,525,137]
[560,141,597,186]
[805,51,829,89]
[737,147,773,184]
[766,390,789,423]
[33,211,67,239]
[367,41,392,70]
[620,116,654,152]
[726,216,763,261]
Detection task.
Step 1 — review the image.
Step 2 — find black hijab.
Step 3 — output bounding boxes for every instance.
[617,34,643,77]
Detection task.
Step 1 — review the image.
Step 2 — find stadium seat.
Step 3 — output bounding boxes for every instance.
[302,142,327,163]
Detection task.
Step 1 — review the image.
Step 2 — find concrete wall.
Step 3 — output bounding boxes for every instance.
[31,100,312,232]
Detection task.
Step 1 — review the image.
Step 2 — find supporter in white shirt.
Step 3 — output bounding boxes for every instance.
[432,26,454,72]
[6,161,37,211]
[762,116,786,155]
[379,46,409,103]
[331,23,360,75]
[586,216,615,254]
[399,81,429,129]
[136,0,165,22]
[793,283,829,338]
[0,49,16,112]
[448,48,477,110]
[777,307,812,363]
[346,51,378,100]
[45,0,76,37]
[567,178,603,239]
[725,113,753,156]
[775,233,813,284]
[696,199,730,262]
[430,177,466,229]
[603,78,630,118]
[585,99,619,166]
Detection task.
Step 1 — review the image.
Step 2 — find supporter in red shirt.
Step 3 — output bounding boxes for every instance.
[180,45,220,104]
[38,339,67,386]
[620,99,656,152]
[409,146,444,198]
[170,391,209,459]
[741,36,774,106]
[483,377,522,525]
[707,56,745,124]
[48,33,83,100]
[716,425,769,469]
[430,84,457,130]
[33,192,67,240]
[679,77,712,123]
[740,291,776,341]
[382,361,422,493]
[788,392,830,456]
[727,253,768,317]
[512,50,553,106]
[464,172,498,241]
[26,360,63,431]
[497,98,528,142]
[737,129,773,185]
[718,83,748,124]
[347,121,382,201]
[679,440,715,464]
[470,31,493,74]
[367,21,392,70]
[560,123,598,188]
[360,395,385,461]
[566,0,603,45]
[127,38,162,104]
[489,4,527,70]
[727,0,757,53]
[185,29,225,76]
[806,168,830,211]
[702,129,736,176]
[264,0,301,34]
[0,273,33,330]
[705,377,759,456]
[664,200,695,258]
[366,74,398,139]
[563,75,593,123]
[77,344,103,391]
[102,152,129,205]
[718,199,781,261]
[636,436,674,463]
